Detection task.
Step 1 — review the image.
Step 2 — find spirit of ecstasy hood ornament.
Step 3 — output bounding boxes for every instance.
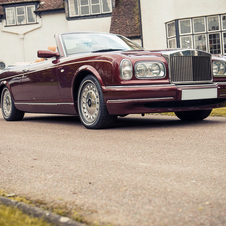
[185,40,190,49]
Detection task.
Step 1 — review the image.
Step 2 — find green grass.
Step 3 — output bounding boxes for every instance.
[0,204,53,226]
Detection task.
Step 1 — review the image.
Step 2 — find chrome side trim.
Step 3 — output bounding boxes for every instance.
[220,94,226,97]
[0,74,23,82]
[105,84,175,89]
[15,102,74,106]
[107,97,174,104]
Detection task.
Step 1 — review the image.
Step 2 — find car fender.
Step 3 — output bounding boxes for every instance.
[73,64,105,87]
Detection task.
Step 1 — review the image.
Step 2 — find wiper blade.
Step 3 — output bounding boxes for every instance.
[92,48,125,53]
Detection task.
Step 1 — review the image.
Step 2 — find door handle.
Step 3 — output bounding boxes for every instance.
[22,69,29,73]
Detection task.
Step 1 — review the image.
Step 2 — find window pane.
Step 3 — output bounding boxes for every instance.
[180,19,191,34]
[81,6,89,15]
[193,17,205,33]
[194,34,206,51]
[222,15,226,30]
[6,8,16,25]
[16,7,25,24]
[92,0,99,3]
[209,33,221,54]
[81,0,89,5]
[223,33,226,54]
[168,38,176,48]
[180,36,192,48]
[27,6,36,23]
[69,0,79,16]
[102,0,111,13]
[167,22,175,38]
[208,16,219,31]
[92,5,100,14]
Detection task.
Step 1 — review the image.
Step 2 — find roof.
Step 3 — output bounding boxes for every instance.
[0,0,64,13]
[110,0,141,38]
[36,0,64,12]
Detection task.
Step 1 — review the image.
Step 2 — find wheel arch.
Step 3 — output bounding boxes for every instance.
[72,65,104,108]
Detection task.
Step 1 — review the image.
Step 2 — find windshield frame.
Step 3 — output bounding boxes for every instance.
[60,32,143,56]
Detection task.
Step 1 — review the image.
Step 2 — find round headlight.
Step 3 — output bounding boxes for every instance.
[213,62,219,75]
[135,63,148,78]
[149,63,161,76]
[120,59,133,80]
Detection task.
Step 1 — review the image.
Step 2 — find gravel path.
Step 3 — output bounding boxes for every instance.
[0,113,226,225]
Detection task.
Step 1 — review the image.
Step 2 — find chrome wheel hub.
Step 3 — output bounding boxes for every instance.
[3,90,12,117]
[80,82,100,123]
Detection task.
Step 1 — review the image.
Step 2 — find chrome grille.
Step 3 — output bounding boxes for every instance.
[170,56,212,83]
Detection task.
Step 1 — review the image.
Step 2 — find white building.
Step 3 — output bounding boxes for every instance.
[0,0,226,70]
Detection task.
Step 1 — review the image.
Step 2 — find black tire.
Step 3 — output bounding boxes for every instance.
[77,75,117,129]
[175,109,212,121]
[1,87,24,121]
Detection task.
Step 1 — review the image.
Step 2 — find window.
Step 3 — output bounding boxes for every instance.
[68,0,112,17]
[168,38,176,48]
[209,33,221,54]
[166,14,226,55]
[180,36,193,48]
[222,15,226,30]
[5,5,36,26]
[207,16,219,31]
[194,34,207,51]
[223,33,226,54]
[193,17,205,33]
[167,21,176,38]
[179,19,191,35]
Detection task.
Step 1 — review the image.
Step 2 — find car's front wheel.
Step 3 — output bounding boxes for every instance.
[1,87,24,121]
[77,75,117,129]
[175,109,212,121]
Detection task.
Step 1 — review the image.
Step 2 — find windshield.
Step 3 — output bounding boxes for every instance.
[61,33,143,55]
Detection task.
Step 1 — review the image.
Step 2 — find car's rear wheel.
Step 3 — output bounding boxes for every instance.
[77,75,117,129]
[175,109,212,121]
[1,87,24,121]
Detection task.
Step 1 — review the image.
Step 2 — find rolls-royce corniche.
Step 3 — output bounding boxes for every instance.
[1,32,226,129]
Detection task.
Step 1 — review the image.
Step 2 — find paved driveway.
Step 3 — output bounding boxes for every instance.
[0,113,226,225]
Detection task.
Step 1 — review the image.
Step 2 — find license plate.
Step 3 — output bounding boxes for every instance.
[181,88,218,100]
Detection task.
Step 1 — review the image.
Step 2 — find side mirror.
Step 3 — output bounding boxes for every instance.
[37,50,60,59]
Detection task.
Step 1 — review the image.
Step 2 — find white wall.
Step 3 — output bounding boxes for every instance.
[140,0,226,50]
[0,13,112,67]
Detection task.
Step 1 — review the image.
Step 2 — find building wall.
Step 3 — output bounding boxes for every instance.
[0,13,112,68]
[140,0,226,50]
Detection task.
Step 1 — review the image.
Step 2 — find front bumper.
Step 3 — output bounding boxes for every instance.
[103,82,226,115]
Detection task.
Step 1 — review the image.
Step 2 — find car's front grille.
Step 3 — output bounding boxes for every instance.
[170,56,212,83]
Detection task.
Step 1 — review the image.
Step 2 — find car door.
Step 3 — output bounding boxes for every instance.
[21,60,61,102]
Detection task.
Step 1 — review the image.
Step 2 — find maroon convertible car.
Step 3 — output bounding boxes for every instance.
[1,32,226,129]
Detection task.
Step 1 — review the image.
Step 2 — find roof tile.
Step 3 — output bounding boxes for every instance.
[110,0,141,38]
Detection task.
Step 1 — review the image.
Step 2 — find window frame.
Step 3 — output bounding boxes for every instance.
[5,7,16,26]
[68,0,112,18]
[5,4,36,26]
[167,21,176,38]
[179,19,192,35]
[180,35,193,49]
[207,15,220,32]
[193,17,206,34]
[208,32,221,54]
[194,34,207,52]
[221,14,226,31]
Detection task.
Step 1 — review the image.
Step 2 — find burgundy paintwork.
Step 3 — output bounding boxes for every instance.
[1,32,226,118]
